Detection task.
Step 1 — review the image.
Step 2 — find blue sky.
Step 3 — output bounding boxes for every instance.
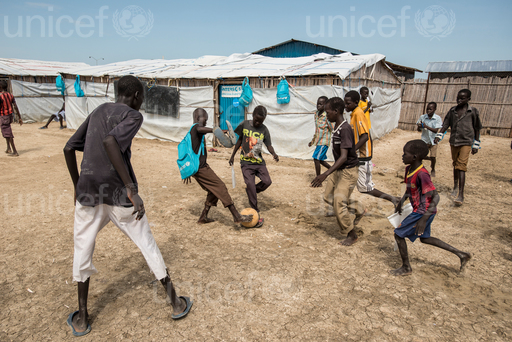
[0,0,510,77]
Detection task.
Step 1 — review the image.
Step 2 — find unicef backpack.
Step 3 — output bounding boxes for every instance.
[238,77,253,107]
[277,78,290,104]
[177,124,204,179]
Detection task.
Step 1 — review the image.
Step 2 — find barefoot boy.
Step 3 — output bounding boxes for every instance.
[311,97,365,246]
[344,90,399,207]
[390,139,471,276]
[416,102,442,177]
[0,80,22,156]
[40,101,66,129]
[358,86,372,130]
[308,96,332,177]
[63,76,191,336]
[434,89,482,205]
[184,108,253,225]
[229,105,278,226]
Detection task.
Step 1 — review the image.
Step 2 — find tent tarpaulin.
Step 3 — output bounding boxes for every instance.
[62,53,386,80]
[0,58,88,76]
[247,85,401,160]
[66,85,215,146]
[11,80,64,123]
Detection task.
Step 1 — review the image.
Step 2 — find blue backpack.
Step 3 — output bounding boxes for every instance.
[238,77,253,107]
[277,78,290,104]
[177,124,204,179]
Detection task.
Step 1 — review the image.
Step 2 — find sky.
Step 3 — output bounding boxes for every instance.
[1,0,511,77]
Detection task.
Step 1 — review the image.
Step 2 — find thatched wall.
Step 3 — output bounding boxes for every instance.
[400,75,512,138]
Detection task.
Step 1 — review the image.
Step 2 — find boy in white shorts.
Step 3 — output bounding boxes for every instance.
[63,76,192,337]
[344,90,399,209]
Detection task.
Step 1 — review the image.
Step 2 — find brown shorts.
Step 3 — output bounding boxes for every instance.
[451,145,471,171]
[193,165,233,207]
[1,114,13,138]
[427,144,438,158]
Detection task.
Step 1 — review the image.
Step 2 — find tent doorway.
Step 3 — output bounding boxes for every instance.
[219,85,244,135]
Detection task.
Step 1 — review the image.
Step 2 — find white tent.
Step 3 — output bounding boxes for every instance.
[0,58,89,123]
[63,53,402,159]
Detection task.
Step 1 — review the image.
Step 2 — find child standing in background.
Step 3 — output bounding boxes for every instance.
[308,96,333,177]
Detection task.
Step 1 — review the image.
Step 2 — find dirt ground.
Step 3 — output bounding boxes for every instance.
[1,123,512,342]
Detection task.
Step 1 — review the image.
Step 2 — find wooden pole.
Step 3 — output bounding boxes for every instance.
[422,72,430,114]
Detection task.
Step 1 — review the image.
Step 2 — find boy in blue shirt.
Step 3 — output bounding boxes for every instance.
[416,102,442,177]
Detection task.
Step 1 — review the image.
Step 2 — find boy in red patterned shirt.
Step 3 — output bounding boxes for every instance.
[391,140,471,276]
[0,80,22,156]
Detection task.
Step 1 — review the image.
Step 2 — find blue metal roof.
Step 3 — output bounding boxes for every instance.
[253,39,421,73]
[253,39,347,58]
[425,61,512,73]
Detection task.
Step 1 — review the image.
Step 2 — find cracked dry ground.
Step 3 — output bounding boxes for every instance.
[1,124,511,341]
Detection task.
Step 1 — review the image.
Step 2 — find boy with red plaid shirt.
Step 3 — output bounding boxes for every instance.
[0,80,22,156]
[391,139,471,276]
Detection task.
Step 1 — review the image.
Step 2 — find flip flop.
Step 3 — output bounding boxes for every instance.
[66,311,91,337]
[171,296,193,320]
[254,218,264,228]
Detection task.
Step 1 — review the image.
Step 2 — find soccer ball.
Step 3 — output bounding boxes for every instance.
[240,208,260,228]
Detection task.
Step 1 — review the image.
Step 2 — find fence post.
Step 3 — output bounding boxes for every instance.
[422,72,430,114]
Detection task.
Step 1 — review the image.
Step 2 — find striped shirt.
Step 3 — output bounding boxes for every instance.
[0,92,15,116]
[350,106,372,161]
[313,111,333,146]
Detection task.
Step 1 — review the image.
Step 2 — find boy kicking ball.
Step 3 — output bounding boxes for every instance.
[391,139,471,276]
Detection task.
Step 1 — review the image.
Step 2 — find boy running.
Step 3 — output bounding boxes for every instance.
[311,97,365,246]
[391,139,471,276]
[434,89,482,205]
[0,80,22,156]
[344,90,399,207]
[184,108,253,225]
[229,105,279,226]
[63,76,191,336]
[308,96,332,177]
[416,102,442,177]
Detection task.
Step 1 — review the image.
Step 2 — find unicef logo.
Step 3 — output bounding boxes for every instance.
[113,6,154,40]
[415,6,455,40]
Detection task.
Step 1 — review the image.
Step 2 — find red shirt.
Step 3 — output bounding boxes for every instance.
[404,165,437,214]
[0,92,15,116]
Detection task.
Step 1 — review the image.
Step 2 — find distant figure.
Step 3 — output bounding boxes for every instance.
[0,80,22,157]
[40,102,66,129]
[434,89,482,205]
[416,102,442,177]
[308,96,333,177]
[391,140,471,276]
[358,87,372,130]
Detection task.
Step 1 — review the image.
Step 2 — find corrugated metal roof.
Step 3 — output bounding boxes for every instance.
[253,39,421,73]
[425,61,512,73]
